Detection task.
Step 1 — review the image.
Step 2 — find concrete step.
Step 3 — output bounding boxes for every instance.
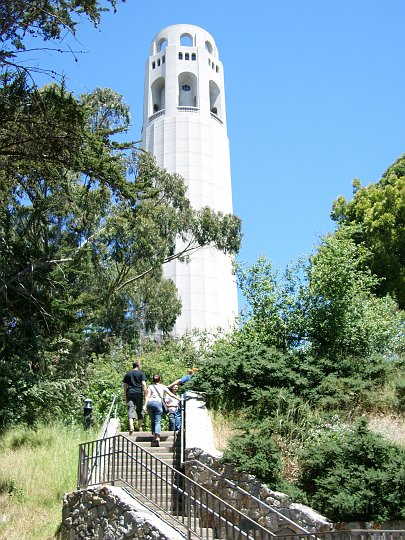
[122,430,178,441]
[111,434,219,540]
[119,484,218,540]
[118,431,180,468]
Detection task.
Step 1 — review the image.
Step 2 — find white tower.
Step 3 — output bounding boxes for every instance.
[141,24,238,336]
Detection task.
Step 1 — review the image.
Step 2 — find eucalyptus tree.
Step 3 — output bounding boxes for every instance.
[0,0,122,74]
[0,80,241,426]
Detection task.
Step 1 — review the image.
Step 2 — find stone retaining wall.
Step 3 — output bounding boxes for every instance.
[184,446,332,536]
[184,391,332,535]
[61,485,184,540]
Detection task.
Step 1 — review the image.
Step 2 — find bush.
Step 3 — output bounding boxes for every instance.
[396,378,405,412]
[193,339,396,415]
[296,419,405,522]
[223,425,283,486]
[193,342,309,411]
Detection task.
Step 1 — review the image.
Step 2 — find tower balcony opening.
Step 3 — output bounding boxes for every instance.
[180,33,194,46]
[209,80,222,119]
[178,72,198,108]
[151,76,165,116]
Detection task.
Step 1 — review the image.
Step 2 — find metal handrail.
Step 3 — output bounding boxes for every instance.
[79,391,120,487]
[78,434,278,539]
[77,435,405,540]
[181,458,310,535]
[99,391,119,440]
[179,392,186,465]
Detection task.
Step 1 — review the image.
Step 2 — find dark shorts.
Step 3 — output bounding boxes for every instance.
[127,392,143,420]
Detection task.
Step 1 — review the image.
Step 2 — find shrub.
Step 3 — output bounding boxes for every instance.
[396,378,405,412]
[296,419,405,522]
[223,425,283,486]
[193,342,308,411]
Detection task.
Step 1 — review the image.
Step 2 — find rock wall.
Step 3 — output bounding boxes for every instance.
[184,447,332,536]
[184,391,332,535]
[61,485,184,540]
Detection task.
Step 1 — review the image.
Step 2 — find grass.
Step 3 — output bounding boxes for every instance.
[0,422,97,540]
[368,413,405,447]
[209,409,241,452]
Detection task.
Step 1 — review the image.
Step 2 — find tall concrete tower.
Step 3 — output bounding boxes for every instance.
[141,24,238,336]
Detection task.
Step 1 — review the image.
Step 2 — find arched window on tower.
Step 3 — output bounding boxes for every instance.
[157,38,167,52]
[178,52,183,60]
[205,41,213,54]
[151,77,165,114]
[185,53,189,61]
[192,53,196,61]
[209,80,222,118]
[180,33,193,47]
[178,72,198,108]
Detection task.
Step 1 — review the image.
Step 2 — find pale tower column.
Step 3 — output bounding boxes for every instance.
[141,24,238,336]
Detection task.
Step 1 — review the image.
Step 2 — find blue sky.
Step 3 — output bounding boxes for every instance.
[29,0,405,272]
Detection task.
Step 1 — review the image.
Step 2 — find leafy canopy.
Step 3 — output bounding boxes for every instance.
[0,75,241,428]
[305,231,404,358]
[331,154,405,308]
[0,0,121,73]
[236,232,404,360]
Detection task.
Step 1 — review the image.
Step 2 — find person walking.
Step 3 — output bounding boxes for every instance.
[123,361,147,435]
[144,374,180,446]
[168,367,198,389]
[165,383,182,432]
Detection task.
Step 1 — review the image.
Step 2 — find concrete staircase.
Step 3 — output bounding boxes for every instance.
[125,430,181,468]
[78,430,276,539]
[116,431,206,538]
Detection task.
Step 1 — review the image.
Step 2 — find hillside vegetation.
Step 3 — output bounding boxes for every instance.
[188,165,405,523]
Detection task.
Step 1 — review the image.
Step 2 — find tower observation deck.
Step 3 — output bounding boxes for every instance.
[141,24,238,336]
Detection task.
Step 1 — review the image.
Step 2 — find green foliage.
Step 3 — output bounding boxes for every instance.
[236,257,305,351]
[0,1,120,71]
[199,250,405,522]
[223,425,283,486]
[395,377,405,413]
[236,235,404,361]
[305,231,404,358]
[193,336,396,417]
[297,419,405,522]
[193,341,307,411]
[331,155,405,308]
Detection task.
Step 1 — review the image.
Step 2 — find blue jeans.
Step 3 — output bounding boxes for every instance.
[168,409,181,431]
[147,400,163,435]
